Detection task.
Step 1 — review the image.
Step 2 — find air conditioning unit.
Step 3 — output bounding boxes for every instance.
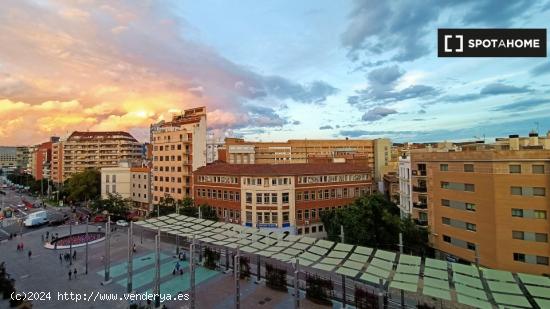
[305,220,310,225]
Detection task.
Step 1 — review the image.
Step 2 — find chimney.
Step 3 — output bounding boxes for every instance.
[509,134,519,151]
[529,131,539,147]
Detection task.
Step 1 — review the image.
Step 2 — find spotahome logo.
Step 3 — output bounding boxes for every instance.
[438,29,546,57]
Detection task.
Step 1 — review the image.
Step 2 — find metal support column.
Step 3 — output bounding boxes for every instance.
[85,218,89,275]
[256,255,261,282]
[378,278,384,309]
[225,248,229,270]
[399,232,404,308]
[127,222,133,293]
[154,229,161,308]
[104,217,111,283]
[342,274,346,308]
[294,258,300,309]
[69,219,73,265]
[190,236,196,309]
[234,247,240,309]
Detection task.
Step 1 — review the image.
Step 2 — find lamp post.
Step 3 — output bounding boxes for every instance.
[85,217,89,275]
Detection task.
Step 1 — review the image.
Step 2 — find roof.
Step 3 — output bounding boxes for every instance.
[67,131,138,142]
[136,214,550,309]
[195,162,371,176]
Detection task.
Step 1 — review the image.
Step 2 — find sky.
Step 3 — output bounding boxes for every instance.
[1,0,550,146]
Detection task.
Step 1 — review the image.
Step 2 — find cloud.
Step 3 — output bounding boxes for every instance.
[0,0,337,144]
[530,62,550,76]
[480,83,531,95]
[292,120,301,125]
[361,107,397,122]
[492,98,549,112]
[340,129,417,138]
[341,0,540,63]
[319,125,333,130]
[349,65,438,107]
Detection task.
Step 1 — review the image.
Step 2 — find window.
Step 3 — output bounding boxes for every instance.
[509,165,521,174]
[533,187,546,196]
[283,212,289,222]
[466,223,477,232]
[246,193,252,204]
[256,193,262,204]
[271,193,277,204]
[304,210,309,220]
[511,208,523,217]
[441,199,450,207]
[537,256,549,265]
[511,186,523,195]
[319,225,323,232]
[442,217,451,225]
[441,182,449,189]
[512,231,524,240]
[296,192,302,201]
[282,192,289,203]
[513,253,526,262]
[272,212,277,223]
[464,184,475,192]
[466,203,476,211]
[312,226,316,233]
[297,210,302,220]
[311,209,316,219]
[105,175,110,183]
[264,212,269,223]
[464,164,474,172]
[532,165,545,174]
[535,233,548,243]
[297,228,302,235]
[257,213,262,223]
[443,235,451,243]
[466,242,476,251]
[535,210,547,219]
[440,164,449,171]
[263,194,270,204]
[305,227,310,234]
[272,178,277,186]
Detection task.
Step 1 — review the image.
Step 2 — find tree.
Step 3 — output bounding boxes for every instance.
[178,197,197,217]
[321,194,430,255]
[64,168,101,202]
[199,204,218,221]
[91,193,131,220]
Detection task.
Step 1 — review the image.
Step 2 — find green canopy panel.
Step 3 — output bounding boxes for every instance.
[424,267,448,280]
[535,298,550,309]
[423,277,450,290]
[308,246,328,256]
[526,285,550,298]
[488,281,522,295]
[398,254,421,266]
[423,286,451,301]
[454,284,488,301]
[482,268,515,282]
[354,246,373,256]
[389,281,417,293]
[396,264,420,275]
[393,273,418,284]
[456,294,493,309]
[348,253,369,263]
[315,239,335,249]
[453,273,484,289]
[492,292,531,308]
[336,267,360,278]
[360,273,386,286]
[312,263,336,272]
[327,250,348,259]
[518,273,550,287]
[366,265,390,279]
[370,258,393,271]
[333,243,354,252]
[452,263,480,277]
[343,260,365,271]
[374,249,396,262]
[320,257,341,266]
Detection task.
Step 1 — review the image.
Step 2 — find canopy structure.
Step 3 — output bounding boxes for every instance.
[136,214,550,309]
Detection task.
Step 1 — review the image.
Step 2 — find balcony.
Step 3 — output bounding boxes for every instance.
[414,219,428,227]
[412,170,427,176]
[412,186,427,193]
[413,202,427,209]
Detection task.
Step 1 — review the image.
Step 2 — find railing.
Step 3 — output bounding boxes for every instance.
[412,186,427,193]
[414,219,428,226]
[413,202,427,209]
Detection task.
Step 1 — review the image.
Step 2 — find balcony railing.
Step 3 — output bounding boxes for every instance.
[414,219,428,226]
[413,202,427,209]
[412,186,427,193]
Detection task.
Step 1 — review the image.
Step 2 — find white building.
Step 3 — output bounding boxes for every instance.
[101,161,132,199]
[398,154,412,217]
[206,134,224,163]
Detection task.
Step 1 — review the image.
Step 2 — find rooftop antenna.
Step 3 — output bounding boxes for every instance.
[534,121,540,134]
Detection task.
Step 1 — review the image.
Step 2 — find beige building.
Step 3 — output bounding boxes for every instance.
[151,107,207,204]
[221,138,391,182]
[51,131,142,184]
[409,132,550,275]
[0,146,17,173]
[131,166,152,215]
[101,162,152,216]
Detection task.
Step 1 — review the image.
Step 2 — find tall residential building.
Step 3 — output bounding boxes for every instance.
[30,137,59,181]
[51,131,142,184]
[151,106,207,204]
[398,154,413,218]
[206,134,224,163]
[410,133,550,275]
[194,162,374,237]
[221,138,391,183]
[16,146,30,172]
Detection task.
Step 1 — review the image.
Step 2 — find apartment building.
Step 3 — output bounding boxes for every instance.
[16,146,30,172]
[206,134,224,163]
[409,133,550,275]
[29,137,59,181]
[51,131,142,184]
[398,154,413,217]
[151,107,207,204]
[194,162,374,237]
[221,138,391,182]
[0,146,17,173]
[101,162,152,216]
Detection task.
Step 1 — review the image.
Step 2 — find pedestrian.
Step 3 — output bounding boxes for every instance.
[59,253,62,264]
[28,250,32,261]
[73,251,76,260]
[68,270,72,280]
[133,244,136,253]
[16,244,20,251]
[73,268,77,279]
[20,242,23,250]
[41,234,44,242]
[46,231,49,240]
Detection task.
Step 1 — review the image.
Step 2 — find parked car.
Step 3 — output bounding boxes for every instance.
[116,220,129,227]
[93,215,107,223]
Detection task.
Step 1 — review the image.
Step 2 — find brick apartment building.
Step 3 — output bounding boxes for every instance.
[401,132,550,275]
[151,107,207,204]
[193,162,374,237]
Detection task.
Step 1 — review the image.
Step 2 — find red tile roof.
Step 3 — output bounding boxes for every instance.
[195,162,371,176]
[67,131,138,142]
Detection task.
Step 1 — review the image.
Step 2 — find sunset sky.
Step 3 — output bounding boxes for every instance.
[1,0,550,146]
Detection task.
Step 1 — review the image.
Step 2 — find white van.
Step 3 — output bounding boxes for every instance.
[24,211,48,227]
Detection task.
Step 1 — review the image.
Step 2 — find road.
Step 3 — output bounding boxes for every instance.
[0,187,69,241]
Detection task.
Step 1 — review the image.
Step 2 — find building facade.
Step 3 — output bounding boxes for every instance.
[398,155,413,218]
[0,146,17,173]
[130,166,152,216]
[51,131,142,184]
[151,107,207,204]
[413,144,550,275]
[101,161,132,200]
[194,162,374,237]
[221,138,391,183]
[101,162,152,216]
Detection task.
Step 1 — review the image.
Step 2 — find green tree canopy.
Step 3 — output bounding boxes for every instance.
[321,194,430,256]
[91,193,131,219]
[64,168,101,202]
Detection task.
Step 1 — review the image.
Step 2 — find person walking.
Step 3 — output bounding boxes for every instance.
[46,231,49,240]
[68,269,72,280]
[73,250,76,260]
[73,268,77,279]
[59,253,63,264]
[28,250,32,261]
[41,234,44,242]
